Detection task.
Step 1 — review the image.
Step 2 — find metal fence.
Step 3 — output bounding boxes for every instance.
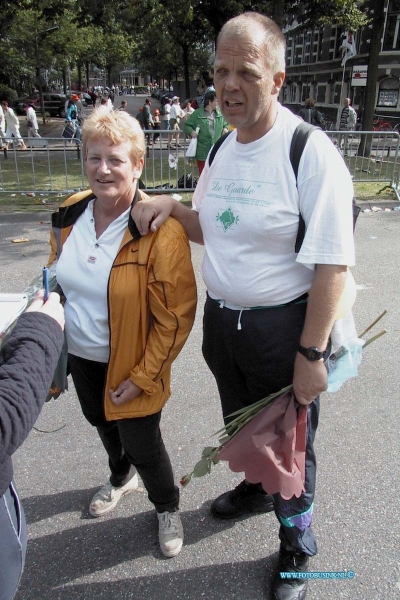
[1,130,399,199]
[326,130,400,200]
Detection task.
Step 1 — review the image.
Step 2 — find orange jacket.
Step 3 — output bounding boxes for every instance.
[49,189,197,420]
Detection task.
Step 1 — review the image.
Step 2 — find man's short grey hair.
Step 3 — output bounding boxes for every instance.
[217,12,286,74]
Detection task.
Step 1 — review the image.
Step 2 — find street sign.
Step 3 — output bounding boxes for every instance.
[352,65,368,86]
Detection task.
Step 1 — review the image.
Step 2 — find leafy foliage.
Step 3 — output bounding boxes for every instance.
[0,0,376,100]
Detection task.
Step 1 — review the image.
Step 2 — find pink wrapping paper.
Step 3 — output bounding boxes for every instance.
[217,392,307,500]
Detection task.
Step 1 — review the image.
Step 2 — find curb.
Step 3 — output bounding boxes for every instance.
[355,199,399,210]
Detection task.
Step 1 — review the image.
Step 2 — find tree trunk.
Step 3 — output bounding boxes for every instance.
[62,68,67,95]
[182,43,190,99]
[358,0,385,157]
[273,0,285,28]
[77,62,82,91]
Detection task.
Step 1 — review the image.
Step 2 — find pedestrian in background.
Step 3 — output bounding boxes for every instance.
[181,100,194,123]
[0,102,6,148]
[0,291,65,600]
[169,97,184,148]
[153,108,161,143]
[162,98,172,131]
[184,91,228,174]
[24,103,41,139]
[66,97,81,141]
[142,98,154,145]
[298,98,325,129]
[338,97,357,156]
[1,101,27,150]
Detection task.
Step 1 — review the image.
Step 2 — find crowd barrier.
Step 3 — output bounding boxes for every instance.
[0,130,399,199]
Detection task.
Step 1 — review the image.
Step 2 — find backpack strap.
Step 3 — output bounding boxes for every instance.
[290,122,318,253]
[208,131,232,166]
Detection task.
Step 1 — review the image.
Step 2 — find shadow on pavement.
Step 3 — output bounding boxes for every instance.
[15,497,278,599]
[17,557,277,599]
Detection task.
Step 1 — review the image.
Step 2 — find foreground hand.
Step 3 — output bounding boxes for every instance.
[26,290,65,331]
[191,130,198,138]
[293,353,327,405]
[109,379,142,406]
[132,195,174,235]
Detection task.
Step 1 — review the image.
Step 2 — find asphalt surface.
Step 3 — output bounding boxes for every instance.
[1,207,399,599]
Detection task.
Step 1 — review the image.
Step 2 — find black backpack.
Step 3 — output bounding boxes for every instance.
[178,173,197,189]
[209,122,359,252]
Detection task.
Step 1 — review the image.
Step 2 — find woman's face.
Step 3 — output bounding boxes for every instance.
[85,138,143,205]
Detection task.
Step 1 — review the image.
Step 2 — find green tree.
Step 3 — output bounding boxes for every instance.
[127,0,212,97]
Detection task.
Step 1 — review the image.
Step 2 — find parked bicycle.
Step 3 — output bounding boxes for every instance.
[372,115,393,131]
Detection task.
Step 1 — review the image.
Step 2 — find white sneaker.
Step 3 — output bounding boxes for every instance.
[89,474,138,517]
[157,511,184,557]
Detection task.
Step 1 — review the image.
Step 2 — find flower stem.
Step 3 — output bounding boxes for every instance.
[358,310,387,338]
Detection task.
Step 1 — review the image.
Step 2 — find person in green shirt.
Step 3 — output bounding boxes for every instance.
[184,91,228,175]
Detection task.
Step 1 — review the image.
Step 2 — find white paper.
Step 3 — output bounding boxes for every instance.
[0,293,28,336]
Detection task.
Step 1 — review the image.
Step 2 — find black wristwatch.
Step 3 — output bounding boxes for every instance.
[298,345,326,361]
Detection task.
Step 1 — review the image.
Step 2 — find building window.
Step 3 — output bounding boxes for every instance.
[377,77,399,107]
[316,84,327,104]
[383,0,400,50]
[302,83,311,102]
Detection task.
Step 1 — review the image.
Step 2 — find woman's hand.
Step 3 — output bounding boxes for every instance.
[109,379,142,406]
[191,130,198,138]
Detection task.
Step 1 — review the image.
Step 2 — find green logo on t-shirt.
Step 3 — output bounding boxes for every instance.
[216,207,239,232]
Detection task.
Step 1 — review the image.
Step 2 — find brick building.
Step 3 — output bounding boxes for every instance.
[282,0,400,126]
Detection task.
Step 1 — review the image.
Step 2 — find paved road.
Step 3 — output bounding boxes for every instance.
[0,210,399,599]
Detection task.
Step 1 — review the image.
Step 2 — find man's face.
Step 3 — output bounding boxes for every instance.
[214,25,284,142]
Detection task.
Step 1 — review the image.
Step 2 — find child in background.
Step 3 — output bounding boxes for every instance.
[153,108,161,143]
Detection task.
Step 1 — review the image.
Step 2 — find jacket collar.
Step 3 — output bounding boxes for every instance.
[52,186,143,241]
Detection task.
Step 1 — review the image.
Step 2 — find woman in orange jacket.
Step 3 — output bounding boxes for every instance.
[49,109,197,558]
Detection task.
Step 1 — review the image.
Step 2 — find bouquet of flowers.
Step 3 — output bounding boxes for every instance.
[181,312,387,498]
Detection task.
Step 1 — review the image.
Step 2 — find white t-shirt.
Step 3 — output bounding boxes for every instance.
[170,103,182,120]
[56,199,130,362]
[163,103,171,121]
[192,104,355,307]
[26,106,38,130]
[0,105,5,134]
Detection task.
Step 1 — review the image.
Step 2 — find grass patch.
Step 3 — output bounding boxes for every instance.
[0,146,396,212]
[353,181,398,200]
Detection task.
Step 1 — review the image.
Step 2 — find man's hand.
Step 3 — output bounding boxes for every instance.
[109,379,142,406]
[132,195,175,236]
[132,194,204,243]
[292,353,327,405]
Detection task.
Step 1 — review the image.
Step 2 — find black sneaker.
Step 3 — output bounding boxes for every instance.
[273,544,310,600]
[211,480,274,519]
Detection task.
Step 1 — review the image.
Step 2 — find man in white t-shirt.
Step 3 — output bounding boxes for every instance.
[162,98,171,132]
[132,13,355,600]
[0,103,5,148]
[169,96,184,147]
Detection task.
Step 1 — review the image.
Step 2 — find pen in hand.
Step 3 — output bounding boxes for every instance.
[42,266,50,302]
